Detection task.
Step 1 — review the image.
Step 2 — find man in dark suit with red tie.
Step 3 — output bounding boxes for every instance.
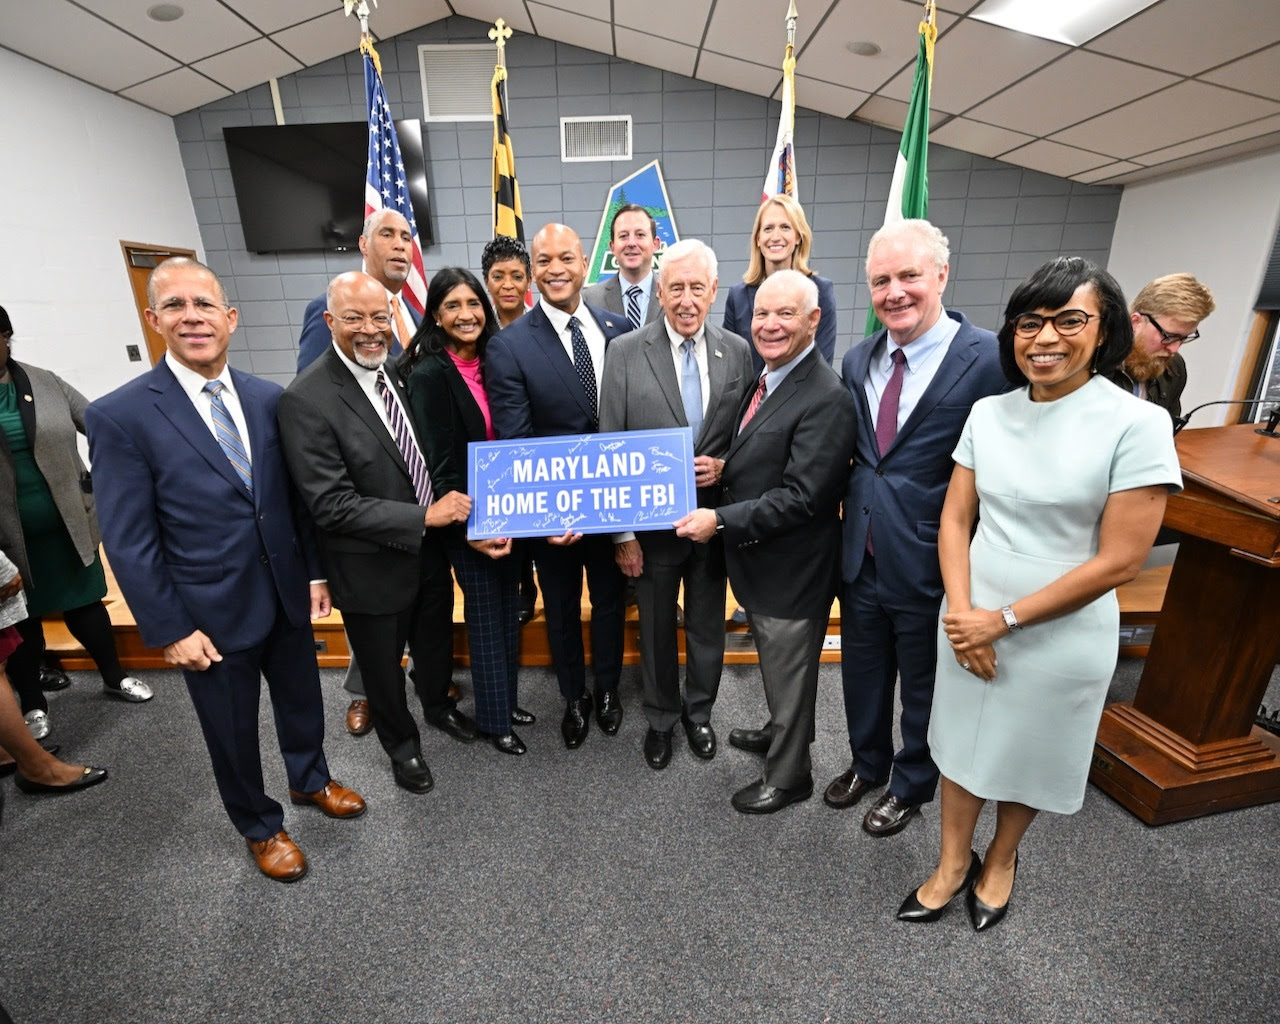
[485,223,631,750]
[87,258,365,884]
[278,271,476,795]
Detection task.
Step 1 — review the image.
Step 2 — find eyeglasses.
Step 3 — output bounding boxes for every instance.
[154,298,226,316]
[1140,312,1199,346]
[335,313,392,330]
[1010,310,1098,338]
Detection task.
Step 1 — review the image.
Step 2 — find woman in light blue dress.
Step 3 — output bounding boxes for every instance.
[897,257,1181,931]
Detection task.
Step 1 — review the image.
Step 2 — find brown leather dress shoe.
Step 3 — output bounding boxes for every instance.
[345,699,372,736]
[862,792,921,837]
[246,831,308,883]
[289,780,367,818]
[823,767,883,809]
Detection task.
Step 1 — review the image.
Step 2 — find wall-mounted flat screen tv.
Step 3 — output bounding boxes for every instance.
[223,121,432,253]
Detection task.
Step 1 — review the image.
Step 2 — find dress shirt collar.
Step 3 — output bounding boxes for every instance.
[764,341,815,396]
[539,296,588,335]
[880,306,958,372]
[165,351,235,401]
[663,317,706,350]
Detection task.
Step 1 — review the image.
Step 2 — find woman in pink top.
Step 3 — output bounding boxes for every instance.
[402,268,530,755]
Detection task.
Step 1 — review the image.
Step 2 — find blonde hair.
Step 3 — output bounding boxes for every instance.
[1130,273,1216,323]
[743,194,814,285]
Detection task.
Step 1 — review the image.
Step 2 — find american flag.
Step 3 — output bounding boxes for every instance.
[363,45,427,316]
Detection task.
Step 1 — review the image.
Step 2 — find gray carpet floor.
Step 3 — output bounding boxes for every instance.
[2,656,1278,1024]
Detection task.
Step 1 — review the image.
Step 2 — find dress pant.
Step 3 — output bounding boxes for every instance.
[749,612,827,789]
[635,538,726,732]
[839,554,941,804]
[535,534,624,701]
[182,602,330,841]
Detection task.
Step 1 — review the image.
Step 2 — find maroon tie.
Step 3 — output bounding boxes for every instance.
[875,348,907,456]
[739,374,767,432]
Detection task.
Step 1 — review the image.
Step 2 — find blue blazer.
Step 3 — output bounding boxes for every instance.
[85,361,318,653]
[722,274,838,375]
[485,301,630,439]
[296,293,415,373]
[839,311,1008,606]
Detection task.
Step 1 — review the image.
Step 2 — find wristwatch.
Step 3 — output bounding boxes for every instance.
[1000,605,1021,632]
[714,511,725,534]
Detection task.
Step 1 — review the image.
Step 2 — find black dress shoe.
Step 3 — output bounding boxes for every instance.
[643,727,673,769]
[518,601,535,626]
[431,707,478,744]
[561,694,593,749]
[595,690,623,735]
[38,664,72,691]
[511,706,536,726]
[968,851,1018,932]
[862,792,921,837]
[392,755,435,794]
[728,727,771,754]
[823,767,883,809]
[897,851,982,922]
[14,765,108,795]
[487,731,527,756]
[731,775,813,814]
[681,713,716,760]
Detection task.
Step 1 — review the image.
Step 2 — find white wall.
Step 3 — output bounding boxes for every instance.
[1108,151,1280,424]
[0,49,201,399]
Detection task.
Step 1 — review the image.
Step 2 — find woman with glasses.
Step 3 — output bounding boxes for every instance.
[896,257,1181,931]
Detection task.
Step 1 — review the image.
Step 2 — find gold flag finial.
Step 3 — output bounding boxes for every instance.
[489,18,513,71]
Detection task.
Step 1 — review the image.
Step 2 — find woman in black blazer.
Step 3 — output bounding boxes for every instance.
[722,194,838,371]
[402,268,530,755]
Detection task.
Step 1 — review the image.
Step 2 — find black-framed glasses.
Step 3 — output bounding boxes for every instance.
[1140,312,1199,346]
[1010,309,1098,338]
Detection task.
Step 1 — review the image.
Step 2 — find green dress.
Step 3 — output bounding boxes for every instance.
[0,380,106,616]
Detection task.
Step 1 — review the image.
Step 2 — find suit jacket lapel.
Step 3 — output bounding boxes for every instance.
[702,324,732,434]
[888,321,977,454]
[642,324,686,426]
[527,304,595,423]
[725,350,812,459]
[324,348,413,477]
[150,363,252,501]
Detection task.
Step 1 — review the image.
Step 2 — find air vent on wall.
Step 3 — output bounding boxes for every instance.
[560,116,632,162]
[419,44,494,122]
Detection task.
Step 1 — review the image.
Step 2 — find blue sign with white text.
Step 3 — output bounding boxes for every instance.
[467,428,696,540]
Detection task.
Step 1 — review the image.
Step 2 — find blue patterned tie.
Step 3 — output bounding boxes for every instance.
[203,381,252,494]
[375,371,434,506]
[681,338,703,439]
[625,285,643,330]
[568,316,598,421]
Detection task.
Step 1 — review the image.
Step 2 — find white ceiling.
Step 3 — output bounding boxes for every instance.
[7,0,1280,186]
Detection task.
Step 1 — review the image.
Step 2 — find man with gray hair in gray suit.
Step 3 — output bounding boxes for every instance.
[599,239,755,770]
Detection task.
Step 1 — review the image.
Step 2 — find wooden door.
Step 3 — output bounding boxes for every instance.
[120,241,197,365]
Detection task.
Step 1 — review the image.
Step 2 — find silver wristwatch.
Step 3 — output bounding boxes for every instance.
[1001,605,1021,632]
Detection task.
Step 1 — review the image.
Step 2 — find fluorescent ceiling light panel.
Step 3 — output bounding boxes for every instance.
[970,0,1161,46]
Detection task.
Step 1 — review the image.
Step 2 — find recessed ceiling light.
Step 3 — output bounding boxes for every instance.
[971,0,1160,46]
[845,41,882,57]
[147,4,185,22]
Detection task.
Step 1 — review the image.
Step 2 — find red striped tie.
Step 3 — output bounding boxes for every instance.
[739,374,767,432]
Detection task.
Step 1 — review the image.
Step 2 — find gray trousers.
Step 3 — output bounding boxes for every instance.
[749,613,827,789]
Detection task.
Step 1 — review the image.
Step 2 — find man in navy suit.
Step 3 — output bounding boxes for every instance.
[823,220,1007,836]
[486,223,631,750]
[87,258,365,884]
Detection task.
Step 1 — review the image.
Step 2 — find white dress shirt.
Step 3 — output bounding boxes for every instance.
[165,353,252,464]
[664,318,710,419]
[541,296,607,396]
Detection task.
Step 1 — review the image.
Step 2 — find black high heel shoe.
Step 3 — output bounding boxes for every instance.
[897,850,981,922]
[968,850,1018,932]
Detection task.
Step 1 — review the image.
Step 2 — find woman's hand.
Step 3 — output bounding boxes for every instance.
[953,643,998,681]
[942,607,1007,651]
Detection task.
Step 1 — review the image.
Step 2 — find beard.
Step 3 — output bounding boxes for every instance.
[352,346,388,370]
[1124,345,1171,383]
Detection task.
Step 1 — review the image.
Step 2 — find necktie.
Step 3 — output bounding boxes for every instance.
[203,381,252,494]
[681,338,703,439]
[568,316,598,420]
[390,296,412,354]
[375,370,434,506]
[739,373,767,433]
[875,348,907,456]
[625,285,643,330]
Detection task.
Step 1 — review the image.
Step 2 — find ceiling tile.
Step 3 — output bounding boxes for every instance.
[615,28,697,80]
[703,0,830,69]
[527,5,615,55]
[1070,161,1145,184]
[965,50,1177,136]
[119,67,231,115]
[796,0,942,95]
[3,0,178,92]
[998,139,1112,177]
[852,95,949,133]
[696,51,780,96]
[1131,113,1280,166]
[929,117,1034,158]
[1200,44,1280,102]
[786,76,870,120]
[531,0,612,23]
[615,0,714,43]
[1050,80,1280,158]
[1087,0,1280,76]
[365,0,452,40]
[879,19,1068,115]
[448,0,536,35]
[76,0,259,64]
[194,39,304,93]
[272,9,359,68]
[222,1,338,34]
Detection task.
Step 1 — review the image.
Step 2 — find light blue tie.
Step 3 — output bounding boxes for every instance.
[203,381,252,494]
[681,338,703,439]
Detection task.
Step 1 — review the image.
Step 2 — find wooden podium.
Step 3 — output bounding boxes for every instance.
[1091,423,1280,824]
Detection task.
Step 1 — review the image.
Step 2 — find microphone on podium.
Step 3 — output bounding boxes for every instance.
[1170,398,1278,436]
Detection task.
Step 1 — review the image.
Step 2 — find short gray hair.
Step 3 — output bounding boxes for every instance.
[757,269,819,315]
[866,219,950,274]
[657,239,718,284]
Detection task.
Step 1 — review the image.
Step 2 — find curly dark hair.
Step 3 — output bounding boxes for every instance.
[481,236,530,278]
[997,256,1132,387]
[400,267,498,373]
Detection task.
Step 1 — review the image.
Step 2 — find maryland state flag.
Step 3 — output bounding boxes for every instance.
[492,65,524,241]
